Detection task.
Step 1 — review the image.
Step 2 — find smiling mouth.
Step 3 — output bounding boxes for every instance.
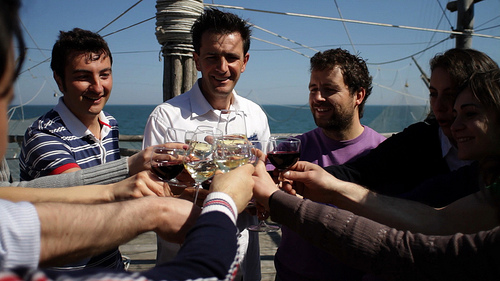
[214,76,230,82]
[456,137,473,143]
[83,96,102,102]
[314,106,331,113]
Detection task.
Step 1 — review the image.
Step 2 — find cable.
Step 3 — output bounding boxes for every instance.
[205,3,500,40]
[333,0,356,54]
[97,0,143,33]
[251,36,311,58]
[435,0,454,28]
[102,16,155,38]
[250,24,319,53]
[366,37,450,65]
[476,24,500,32]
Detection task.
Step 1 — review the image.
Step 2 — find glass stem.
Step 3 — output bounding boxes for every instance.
[193,183,200,204]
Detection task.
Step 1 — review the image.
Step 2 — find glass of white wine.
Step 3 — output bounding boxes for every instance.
[183,126,222,203]
[214,136,252,173]
[217,109,247,139]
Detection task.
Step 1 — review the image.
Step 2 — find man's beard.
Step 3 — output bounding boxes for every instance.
[313,107,354,132]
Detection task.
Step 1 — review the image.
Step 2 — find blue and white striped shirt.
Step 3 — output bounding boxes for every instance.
[19,99,120,181]
[18,98,122,270]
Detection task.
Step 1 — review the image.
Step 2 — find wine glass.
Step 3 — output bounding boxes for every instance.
[214,136,253,173]
[247,139,281,232]
[267,136,301,184]
[166,127,192,144]
[217,109,247,139]
[150,147,186,182]
[164,127,193,187]
[183,126,222,203]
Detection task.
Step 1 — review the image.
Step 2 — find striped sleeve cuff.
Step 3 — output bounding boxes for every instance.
[202,192,238,225]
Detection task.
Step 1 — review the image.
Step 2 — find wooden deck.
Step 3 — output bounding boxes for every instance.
[119,229,281,280]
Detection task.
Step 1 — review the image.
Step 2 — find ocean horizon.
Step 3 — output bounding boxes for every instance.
[8,104,429,136]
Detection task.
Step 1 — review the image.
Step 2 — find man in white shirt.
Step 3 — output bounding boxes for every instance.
[143,8,269,281]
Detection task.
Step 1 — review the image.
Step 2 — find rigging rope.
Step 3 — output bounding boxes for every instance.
[205,3,500,40]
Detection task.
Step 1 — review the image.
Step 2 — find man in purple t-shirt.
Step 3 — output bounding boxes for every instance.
[275,49,386,281]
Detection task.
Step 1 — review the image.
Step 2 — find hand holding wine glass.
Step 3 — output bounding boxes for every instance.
[151,147,186,182]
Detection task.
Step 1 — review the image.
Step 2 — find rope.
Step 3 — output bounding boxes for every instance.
[156,0,203,54]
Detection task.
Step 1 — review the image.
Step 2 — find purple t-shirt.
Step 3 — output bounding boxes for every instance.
[275,126,386,281]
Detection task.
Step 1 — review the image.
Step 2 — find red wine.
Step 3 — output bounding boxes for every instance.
[267,151,300,169]
[151,161,184,180]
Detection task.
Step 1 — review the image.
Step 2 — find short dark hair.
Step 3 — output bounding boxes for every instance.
[50,28,112,84]
[191,8,251,55]
[0,0,25,98]
[310,48,372,118]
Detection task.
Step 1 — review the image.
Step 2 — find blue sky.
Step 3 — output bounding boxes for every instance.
[15,0,500,107]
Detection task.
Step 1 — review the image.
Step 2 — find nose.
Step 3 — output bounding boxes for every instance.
[310,90,326,103]
[216,57,228,73]
[88,75,103,93]
[451,115,464,133]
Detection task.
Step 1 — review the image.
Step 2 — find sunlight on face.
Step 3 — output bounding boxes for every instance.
[451,88,500,161]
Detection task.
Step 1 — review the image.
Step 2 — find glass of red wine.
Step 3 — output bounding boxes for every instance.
[151,147,186,183]
[267,136,301,185]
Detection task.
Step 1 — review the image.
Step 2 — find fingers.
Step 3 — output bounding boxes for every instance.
[157,143,189,150]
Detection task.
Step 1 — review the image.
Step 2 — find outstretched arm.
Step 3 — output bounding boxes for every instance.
[269,191,500,280]
[0,170,170,204]
[256,160,500,235]
[36,196,199,267]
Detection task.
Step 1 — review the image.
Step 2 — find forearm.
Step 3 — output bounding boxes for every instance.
[9,158,129,188]
[35,198,155,266]
[328,180,443,234]
[0,185,114,204]
[270,191,500,280]
[331,180,500,235]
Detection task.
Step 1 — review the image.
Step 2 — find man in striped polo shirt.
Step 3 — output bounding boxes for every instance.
[19,28,123,270]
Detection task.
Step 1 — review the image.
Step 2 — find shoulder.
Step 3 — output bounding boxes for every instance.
[296,127,321,141]
[102,111,118,126]
[362,126,387,141]
[25,110,65,136]
[150,94,192,117]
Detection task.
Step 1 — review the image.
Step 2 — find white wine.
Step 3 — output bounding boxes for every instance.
[184,159,217,183]
[215,156,249,172]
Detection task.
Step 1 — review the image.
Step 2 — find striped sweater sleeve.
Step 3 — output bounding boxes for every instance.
[0,200,40,270]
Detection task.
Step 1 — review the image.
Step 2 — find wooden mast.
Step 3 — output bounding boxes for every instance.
[155,0,203,101]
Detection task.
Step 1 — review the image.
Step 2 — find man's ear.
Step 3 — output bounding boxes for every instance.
[355,88,366,106]
[193,52,201,71]
[53,73,65,94]
[240,53,250,73]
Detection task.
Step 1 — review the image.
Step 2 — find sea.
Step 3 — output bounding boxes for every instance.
[8,104,430,136]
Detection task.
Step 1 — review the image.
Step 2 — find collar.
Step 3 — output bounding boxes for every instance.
[189,80,241,119]
[54,97,111,140]
[439,127,453,158]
